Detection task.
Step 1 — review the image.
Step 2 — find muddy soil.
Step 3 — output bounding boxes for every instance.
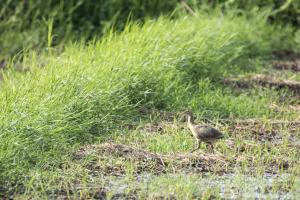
[74,143,228,175]
[222,75,300,94]
[272,50,300,72]
[272,60,300,72]
[228,119,300,144]
[74,142,298,177]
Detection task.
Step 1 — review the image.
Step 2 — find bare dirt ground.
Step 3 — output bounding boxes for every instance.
[222,50,300,95]
[272,50,300,72]
[222,74,300,95]
[75,143,228,174]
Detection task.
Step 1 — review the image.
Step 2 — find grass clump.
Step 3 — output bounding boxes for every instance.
[0,11,296,186]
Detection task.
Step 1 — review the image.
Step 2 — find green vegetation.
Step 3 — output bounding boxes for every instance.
[0,2,299,199]
[1,0,299,60]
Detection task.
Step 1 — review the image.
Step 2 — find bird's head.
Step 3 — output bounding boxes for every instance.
[182,110,194,122]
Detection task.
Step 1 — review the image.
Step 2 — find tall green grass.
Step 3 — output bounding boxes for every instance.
[0,0,181,60]
[1,0,299,60]
[0,11,295,183]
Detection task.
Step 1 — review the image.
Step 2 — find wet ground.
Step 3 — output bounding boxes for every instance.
[48,172,299,199]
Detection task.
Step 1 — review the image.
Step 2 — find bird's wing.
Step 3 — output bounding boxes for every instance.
[195,125,224,139]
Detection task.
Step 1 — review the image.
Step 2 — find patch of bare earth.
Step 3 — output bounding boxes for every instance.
[229,119,300,140]
[74,143,228,175]
[272,60,300,72]
[228,119,300,142]
[272,50,300,72]
[222,74,300,94]
[74,140,298,176]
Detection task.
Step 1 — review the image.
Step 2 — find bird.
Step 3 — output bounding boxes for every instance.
[184,111,224,153]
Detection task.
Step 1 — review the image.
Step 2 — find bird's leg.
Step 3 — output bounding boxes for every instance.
[191,140,201,153]
[208,142,214,153]
[208,142,223,155]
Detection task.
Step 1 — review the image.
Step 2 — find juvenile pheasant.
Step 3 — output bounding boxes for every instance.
[184,111,224,153]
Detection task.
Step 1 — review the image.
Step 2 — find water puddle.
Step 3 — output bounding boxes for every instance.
[92,172,300,199]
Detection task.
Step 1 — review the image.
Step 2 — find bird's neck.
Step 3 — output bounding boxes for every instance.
[187,115,194,127]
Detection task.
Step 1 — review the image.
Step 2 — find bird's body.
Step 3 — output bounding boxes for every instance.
[188,123,223,142]
[185,111,224,153]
